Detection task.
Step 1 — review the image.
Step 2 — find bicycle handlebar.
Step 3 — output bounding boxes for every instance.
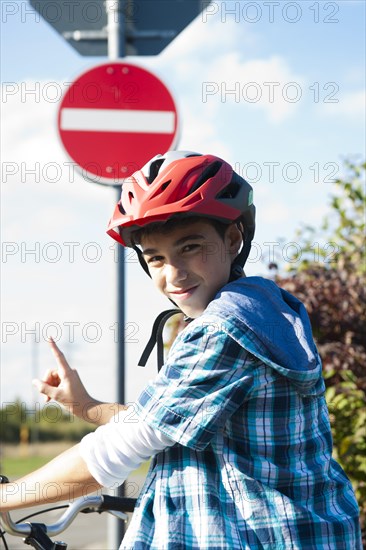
[0,494,137,538]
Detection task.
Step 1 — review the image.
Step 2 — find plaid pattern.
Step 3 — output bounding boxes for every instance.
[120,281,361,549]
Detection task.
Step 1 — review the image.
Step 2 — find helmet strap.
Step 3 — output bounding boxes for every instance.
[133,245,151,278]
[229,263,244,282]
[230,222,254,280]
[138,308,181,370]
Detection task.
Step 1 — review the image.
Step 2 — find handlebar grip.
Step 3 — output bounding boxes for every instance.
[99,495,137,513]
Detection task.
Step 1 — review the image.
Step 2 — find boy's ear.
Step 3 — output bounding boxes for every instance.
[226,223,243,255]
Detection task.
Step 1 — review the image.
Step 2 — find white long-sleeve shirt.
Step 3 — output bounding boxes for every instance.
[79,406,174,488]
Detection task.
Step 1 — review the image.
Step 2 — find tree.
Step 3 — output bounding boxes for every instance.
[289,159,365,275]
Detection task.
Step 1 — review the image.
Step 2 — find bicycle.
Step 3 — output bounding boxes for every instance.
[0,476,136,550]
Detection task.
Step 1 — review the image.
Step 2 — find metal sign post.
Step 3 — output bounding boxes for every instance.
[114,188,126,547]
[106,0,125,59]
[107,2,127,546]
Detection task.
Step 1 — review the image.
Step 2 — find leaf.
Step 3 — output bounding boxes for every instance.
[339,437,352,456]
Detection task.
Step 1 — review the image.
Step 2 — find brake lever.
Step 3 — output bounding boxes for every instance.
[81,504,128,521]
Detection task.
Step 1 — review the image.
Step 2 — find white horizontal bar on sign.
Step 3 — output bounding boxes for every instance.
[60,108,175,134]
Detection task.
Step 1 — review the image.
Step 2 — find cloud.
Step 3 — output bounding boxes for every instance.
[321,90,365,117]
[253,185,291,238]
[143,15,305,125]
[162,51,304,125]
[158,15,259,64]
[201,53,306,123]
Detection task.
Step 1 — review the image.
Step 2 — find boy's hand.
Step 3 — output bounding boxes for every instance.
[32,338,92,418]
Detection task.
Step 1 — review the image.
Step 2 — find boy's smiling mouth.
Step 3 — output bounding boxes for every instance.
[168,285,199,299]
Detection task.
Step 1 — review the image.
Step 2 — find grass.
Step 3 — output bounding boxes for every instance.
[1,448,151,483]
[1,455,57,478]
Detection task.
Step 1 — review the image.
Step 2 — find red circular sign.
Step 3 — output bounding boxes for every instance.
[58,62,179,184]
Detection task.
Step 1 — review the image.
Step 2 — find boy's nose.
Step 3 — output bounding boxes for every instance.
[165,263,188,285]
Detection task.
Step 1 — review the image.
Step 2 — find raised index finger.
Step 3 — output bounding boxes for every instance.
[48,337,72,375]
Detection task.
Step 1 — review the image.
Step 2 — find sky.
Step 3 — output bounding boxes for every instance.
[1,0,365,408]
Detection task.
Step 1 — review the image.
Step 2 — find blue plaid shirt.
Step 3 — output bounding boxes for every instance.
[121,278,361,549]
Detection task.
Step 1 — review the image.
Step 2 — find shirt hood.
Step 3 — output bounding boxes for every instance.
[205,277,324,397]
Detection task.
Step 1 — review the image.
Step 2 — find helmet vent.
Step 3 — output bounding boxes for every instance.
[118,202,126,215]
[150,180,171,199]
[216,180,240,199]
[161,180,171,192]
[148,159,165,184]
[189,161,222,194]
[128,191,134,202]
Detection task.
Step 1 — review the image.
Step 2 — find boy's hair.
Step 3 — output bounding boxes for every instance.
[131,215,230,246]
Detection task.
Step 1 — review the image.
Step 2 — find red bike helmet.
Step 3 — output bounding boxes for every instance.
[107,151,255,273]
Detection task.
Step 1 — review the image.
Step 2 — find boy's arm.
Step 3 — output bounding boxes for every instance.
[0,444,101,512]
[32,338,126,425]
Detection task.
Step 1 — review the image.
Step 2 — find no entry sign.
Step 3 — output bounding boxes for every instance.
[58,62,179,184]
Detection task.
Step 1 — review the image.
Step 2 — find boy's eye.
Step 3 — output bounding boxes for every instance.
[182,243,201,253]
[147,255,163,265]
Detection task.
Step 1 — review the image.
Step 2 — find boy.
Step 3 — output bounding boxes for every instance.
[1,152,362,549]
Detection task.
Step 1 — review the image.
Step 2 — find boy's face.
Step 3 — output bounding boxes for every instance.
[141,220,242,318]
